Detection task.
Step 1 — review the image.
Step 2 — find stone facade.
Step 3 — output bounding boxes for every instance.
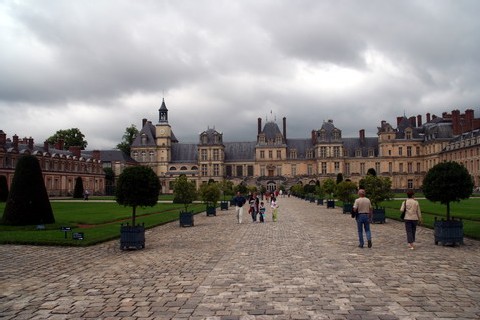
[130,100,480,194]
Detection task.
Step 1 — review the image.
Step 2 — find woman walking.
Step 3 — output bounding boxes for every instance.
[400,190,423,250]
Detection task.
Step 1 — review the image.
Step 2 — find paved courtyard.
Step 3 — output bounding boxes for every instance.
[1,197,479,320]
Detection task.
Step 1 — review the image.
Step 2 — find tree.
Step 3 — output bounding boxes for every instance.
[233,183,248,195]
[335,180,357,203]
[73,177,84,199]
[322,178,336,199]
[423,161,474,220]
[46,128,88,150]
[0,175,8,202]
[2,155,54,225]
[173,174,198,212]
[336,173,344,184]
[199,181,221,206]
[116,166,160,226]
[359,175,393,208]
[116,124,139,155]
[219,179,234,200]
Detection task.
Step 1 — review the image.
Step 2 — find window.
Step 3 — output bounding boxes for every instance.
[388,162,392,173]
[149,151,155,161]
[399,147,403,156]
[321,162,327,174]
[201,149,207,161]
[307,164,313,175]
[407,179,413,189]
[375,162,380,173]
[408,162,413,173]
[319,147,327,158]
[345,163,350,175]
[213,164,219,176]
[213,149,219,161]
[355,149,362,157]
[406,131,412,139]
[290,150,297,159]
[334,162,340,172]
[407,146,412,157]
[333,146,340,157]
[201,164,208,176]
[277,150,281,159]
[276,166,282,176]
[399,163,404,173]
[248,166,254,176]
[269,150,273,159]
[260,166,265,176]
[360,163,365,175]
[236,166,243,177]
[141,151,146,162]
[260,150,265,159]
[416,162,421,173]
[291,164,296,176]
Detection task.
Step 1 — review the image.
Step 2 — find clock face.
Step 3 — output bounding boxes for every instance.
[160,129,165,134]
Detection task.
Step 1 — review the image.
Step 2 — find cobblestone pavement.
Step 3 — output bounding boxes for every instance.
[1,197,479,320]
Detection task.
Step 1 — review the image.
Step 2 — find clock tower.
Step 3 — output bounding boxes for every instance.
[156,99,172,177]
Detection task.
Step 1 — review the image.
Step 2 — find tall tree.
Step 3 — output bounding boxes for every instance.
[47,128,88,150]
[0,175,8,202]
[2,155,54,225]
[116,166,160,226]
[116,124,138,155]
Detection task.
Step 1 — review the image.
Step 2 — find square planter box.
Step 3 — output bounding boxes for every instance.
[343,203,353,214]
[372,208,386,224]
[120,224,145,250]
[220,201,229,210]
[326,200,335,208]
[434,218,463,246]
[206,205,216,216]
[180,211,194,227]
[317,199,324,205]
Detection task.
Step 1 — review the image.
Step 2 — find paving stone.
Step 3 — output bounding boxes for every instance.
[1,197,480,319]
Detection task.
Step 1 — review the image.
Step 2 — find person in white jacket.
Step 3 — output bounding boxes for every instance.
[400,190,423,250]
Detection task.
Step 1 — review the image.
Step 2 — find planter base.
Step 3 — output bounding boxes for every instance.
[120,224,145,250]
[220,201,229,210]
[372,208,386,224]
[326,200,335,209]
[180,212,194,227]
[434,218,463,246]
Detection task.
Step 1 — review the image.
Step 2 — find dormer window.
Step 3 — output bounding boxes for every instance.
[141,133,147,145]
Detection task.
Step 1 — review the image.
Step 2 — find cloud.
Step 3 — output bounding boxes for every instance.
[1,0,479,149]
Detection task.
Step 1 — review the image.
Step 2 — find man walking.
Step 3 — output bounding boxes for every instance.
[353,189,373,248]
[233,191,246,224]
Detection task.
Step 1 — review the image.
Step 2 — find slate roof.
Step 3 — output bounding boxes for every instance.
[286,139,313,159]
[131,121,156,147]
[224,142,256,162]
[83,150,135,163]
[342,137,379,157]
[171,143,197,163]
[261,121,282,141]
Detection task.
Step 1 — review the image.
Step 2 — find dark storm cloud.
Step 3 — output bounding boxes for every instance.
[1,0,479,148]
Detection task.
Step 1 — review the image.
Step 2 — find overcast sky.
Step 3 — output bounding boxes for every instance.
[1,0,479,150]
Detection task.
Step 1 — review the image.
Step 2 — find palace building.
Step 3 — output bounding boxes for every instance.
[130,100,480,194]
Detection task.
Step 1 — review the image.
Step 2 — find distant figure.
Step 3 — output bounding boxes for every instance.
[271,196,279,222]
[233,192,246,224]
[84,189,90,201]
[259,202,266,223]
[400,190,423,250]
[353,189,373,248]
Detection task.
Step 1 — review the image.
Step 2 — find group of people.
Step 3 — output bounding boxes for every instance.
[353,189,422,250]
[233,191,279,224]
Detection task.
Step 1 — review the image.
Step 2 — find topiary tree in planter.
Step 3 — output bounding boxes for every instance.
[116,165,160,249]
[423,161,474,246]
[315,183,325,205]
[199,181,221,216]
[173,174,198,227]
[359,175,393,223]
[336,180,357,213]
[2,155,55,226]
[323,178,337,208]
[219,179,234,209]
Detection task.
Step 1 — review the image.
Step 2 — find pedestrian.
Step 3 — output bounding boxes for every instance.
[271,196,279,222]
[352,189,373,248]
[400,190,423,250]
[233,191,246,224]
[249,192,259,222]
[259,201,266,223]
[84,189,89,201]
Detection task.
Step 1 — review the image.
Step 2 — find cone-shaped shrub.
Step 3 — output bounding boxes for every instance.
[0,175,8,202]
[2,155,54,225]
[73,177,84,199]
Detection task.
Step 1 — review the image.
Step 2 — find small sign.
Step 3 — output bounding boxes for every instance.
[36,224,45,230]
[72,232,84,240]
[61,227,72,231]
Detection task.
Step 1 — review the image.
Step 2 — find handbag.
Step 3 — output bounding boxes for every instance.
[400,201,406,220]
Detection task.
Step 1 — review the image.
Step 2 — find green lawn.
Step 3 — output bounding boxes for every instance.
[0,201,207,246]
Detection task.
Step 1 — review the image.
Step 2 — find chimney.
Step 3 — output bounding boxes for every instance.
[359,129,365,144]
[417,115,422,127]
[452,109,460,135]
[43,141,49,153]
[28,137,34,150]
[13,134,19,149]
[142,118,147,127]
[426,113,431,122]
[92,150,101,161]
[397,116,403,127]
[69,146,81,158]
[465,109,474,131]
[282,117,287,141]
[0,130,6,145]
[409,116,416,127]
[55,139,65,150]
[257,118,262,135]
[311,130,316,144]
